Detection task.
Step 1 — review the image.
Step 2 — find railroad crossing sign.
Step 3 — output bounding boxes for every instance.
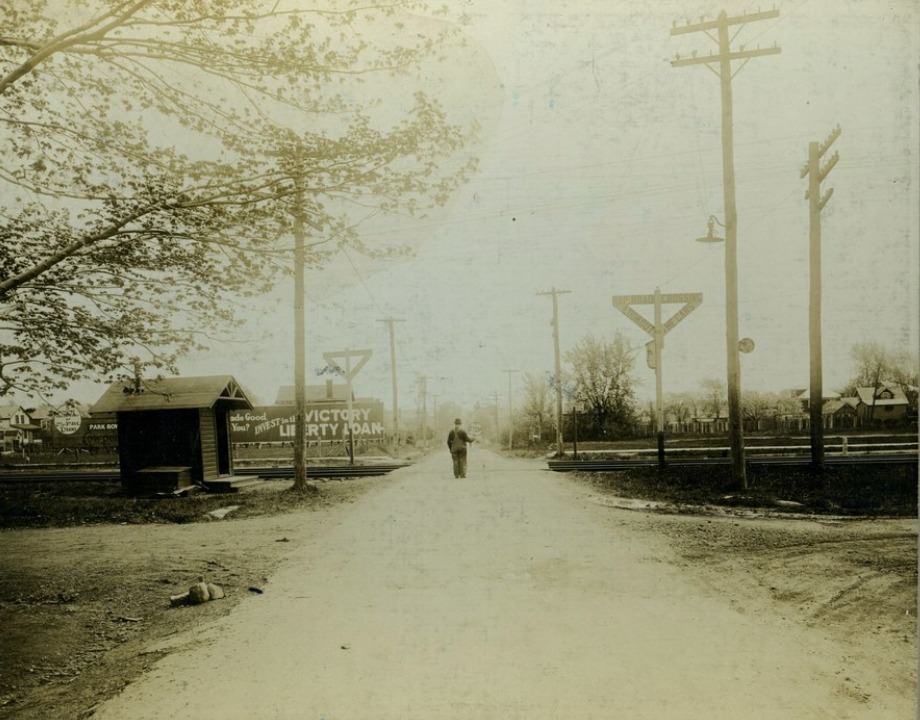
[612,291,703,344]
[322,349,373,464]
[322,349,372,382]
[613,288,702,466]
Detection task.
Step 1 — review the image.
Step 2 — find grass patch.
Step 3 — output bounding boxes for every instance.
[0,480,333,529]
[578,463,918,516]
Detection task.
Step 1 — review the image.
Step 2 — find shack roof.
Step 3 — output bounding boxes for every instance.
[90,376,253,414]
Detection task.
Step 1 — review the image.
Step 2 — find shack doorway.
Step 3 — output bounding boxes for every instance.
[216,406,231,476]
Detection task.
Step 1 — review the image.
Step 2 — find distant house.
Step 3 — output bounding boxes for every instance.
[822,397,858,430]
[0,405,40,453]
[687,414,729,435]
[796,388,840,413]
[854,384,909,427]
[26,401,91,432]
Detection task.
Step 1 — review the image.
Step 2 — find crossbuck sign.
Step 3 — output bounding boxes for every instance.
[613,289,702,457]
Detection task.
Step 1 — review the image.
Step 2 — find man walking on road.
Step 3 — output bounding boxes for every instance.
[447,418,474,478]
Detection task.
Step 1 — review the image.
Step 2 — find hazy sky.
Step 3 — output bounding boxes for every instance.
[59,0,919,419]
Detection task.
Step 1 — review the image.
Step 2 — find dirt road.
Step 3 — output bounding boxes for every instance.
[92,450,916,719]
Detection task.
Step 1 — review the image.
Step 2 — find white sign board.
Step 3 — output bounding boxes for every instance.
[53,409,82,435]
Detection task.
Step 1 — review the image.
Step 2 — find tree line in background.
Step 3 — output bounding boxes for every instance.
[507,338,918,447]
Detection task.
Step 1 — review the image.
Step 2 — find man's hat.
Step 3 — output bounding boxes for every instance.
[454,418,462,425]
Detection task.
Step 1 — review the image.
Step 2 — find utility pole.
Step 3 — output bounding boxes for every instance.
[671,9,781,489]
[418,374,428,450]
[801,126,841,470]
[493,390,500,443]
[291,162,309,492]
[377,317,404,452]
[537,287,571,456]
[503,369,518,449]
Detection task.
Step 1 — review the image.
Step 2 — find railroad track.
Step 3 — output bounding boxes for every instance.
[0,464,409,483]
[548,454,918,472]
[235,464,409,479]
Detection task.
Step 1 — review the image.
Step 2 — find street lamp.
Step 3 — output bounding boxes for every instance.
[696,215,725,244]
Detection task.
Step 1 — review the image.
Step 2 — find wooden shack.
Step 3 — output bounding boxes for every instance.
[90,375,253,495]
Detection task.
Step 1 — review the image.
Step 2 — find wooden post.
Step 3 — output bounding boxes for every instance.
[654,287,666,468]
[671,8,782,488]
[808,140,824,469]
[292,173,308,492]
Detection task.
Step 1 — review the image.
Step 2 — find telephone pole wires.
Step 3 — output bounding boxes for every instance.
[671,8,781,489]
[537,288,571,456]
[377,317,404,451]
[801,126,841,471]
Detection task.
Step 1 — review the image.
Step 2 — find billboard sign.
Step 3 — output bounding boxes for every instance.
[53,409,83,435]
[229,403,385,443]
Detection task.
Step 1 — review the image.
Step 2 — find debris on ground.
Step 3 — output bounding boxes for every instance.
[170,578,226,607]
[188,581,210,604]
[248,586,264,594]
[774,499,806,509]
[205,506,240,520]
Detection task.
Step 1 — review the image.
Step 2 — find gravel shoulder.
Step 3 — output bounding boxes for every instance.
[568,479,918,705]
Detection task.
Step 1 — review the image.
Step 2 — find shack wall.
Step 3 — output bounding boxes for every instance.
[199,407,219,481]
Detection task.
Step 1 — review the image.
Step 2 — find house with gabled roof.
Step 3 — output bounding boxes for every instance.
[854,384,909,427]
[0,405,40,453]
[822,397,858,429]
[796,388,841,413]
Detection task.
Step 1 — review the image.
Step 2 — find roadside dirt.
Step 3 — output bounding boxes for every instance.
[0,477,380,719]
[577,494,918,704]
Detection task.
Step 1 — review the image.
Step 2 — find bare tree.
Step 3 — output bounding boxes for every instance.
[663,391,695,430]
[741,390,774,431]
[520,372,553,441]
[699,378,726,419]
